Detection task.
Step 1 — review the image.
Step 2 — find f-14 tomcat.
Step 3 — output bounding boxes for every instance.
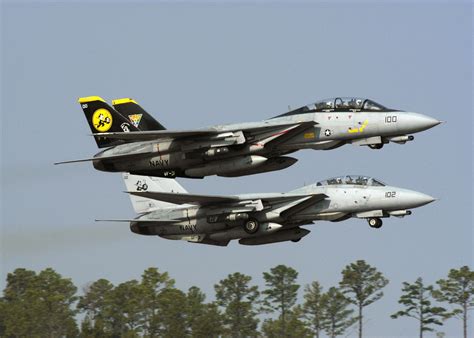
[106,174,436,246]
[57,96,441,178]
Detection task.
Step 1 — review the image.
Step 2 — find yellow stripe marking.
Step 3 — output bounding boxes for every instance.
[348,120,368,133]
[112,98,138,105]
[78,96,105,103]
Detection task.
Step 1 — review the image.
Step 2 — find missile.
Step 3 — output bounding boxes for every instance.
[388,210,412,217]
[387,135,414,144]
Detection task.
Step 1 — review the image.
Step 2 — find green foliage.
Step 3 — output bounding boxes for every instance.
[0,299,5,336]
[107,280,144,335]
[1,267,78,337]
[214,272,260,337]
[186,286,224,338]
[140,267,175,336]
[261,306,312,338]
[320,287,357,338]
[77,278,114,337]
[302,281,324,338]
[433,266,474,338]
[154,288,188,337]
[339,260,389,338]
[262,265,300,336]
[391,277,448,338]
[5,263,472,338]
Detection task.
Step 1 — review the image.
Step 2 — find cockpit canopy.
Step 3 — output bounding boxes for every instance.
[316,175,386,187]
[273,97,392,118]
[311,97,388,112]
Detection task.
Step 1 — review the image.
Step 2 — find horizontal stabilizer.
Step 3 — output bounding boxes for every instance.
[96,219,179,224]
[54,152,153,165]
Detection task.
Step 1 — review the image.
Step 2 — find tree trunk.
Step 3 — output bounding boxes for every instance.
[463,302,467,338]
[419,314,423,338]
[331,316,336,338]
[281,290,286,338]
[358,304,362,338]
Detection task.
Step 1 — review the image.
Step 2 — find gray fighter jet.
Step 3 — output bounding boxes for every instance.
[57,96,441,178]
[104,174,436,246]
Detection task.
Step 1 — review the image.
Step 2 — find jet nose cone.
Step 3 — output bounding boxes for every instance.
[407,113,442,132]
[423,116,442,129]
[403,191,437,208]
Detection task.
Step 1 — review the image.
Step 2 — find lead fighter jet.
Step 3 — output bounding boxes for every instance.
[57,96,441,178]
[105,174,436,246]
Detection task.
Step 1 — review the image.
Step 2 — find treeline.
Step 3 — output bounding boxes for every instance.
[0,261,472,338]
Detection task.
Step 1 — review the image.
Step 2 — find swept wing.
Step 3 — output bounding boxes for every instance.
[128,191,327,208]
[92,121,317,142]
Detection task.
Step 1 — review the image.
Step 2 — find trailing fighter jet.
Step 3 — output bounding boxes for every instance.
[56,96,441,178]
[102,174,436,246]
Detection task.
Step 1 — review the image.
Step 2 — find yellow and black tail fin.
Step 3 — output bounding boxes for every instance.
[78,96,140,148]
[112,98,166,131]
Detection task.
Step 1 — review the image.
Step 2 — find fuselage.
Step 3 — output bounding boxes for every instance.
[130,179,435,242]
[93,105,440,178]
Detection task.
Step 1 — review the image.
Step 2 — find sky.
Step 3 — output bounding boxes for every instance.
[1,1,473,337]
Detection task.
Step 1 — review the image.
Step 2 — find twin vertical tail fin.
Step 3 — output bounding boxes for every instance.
[79,96,166,148]
[112,98,166,131]
[78,96,140,148]
[122,173,187,213]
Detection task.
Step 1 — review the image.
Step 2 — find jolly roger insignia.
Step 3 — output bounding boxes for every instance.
[128,114,143,128]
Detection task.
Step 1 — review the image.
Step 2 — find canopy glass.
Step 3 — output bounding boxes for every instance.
[273,97,391,118]
[310,97,387,112]
[316,175,386,187]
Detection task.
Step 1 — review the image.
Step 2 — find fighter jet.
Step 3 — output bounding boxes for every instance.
[56,96,441,178]
[104,173,436,246]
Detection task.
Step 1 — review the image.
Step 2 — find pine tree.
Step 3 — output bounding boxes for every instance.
[391,277,448,338]
[262,265,300,337]
[433,266,474,338]
[77,278,114,336]
[1,268,78,337]
[107,280,145,336]
[214,272,260,337]
[156,288,188,337]
[186,286,224,337]
[140,267,175,336]
[261,306,312,338]
[320,287,357,338]
[339,260,388,338]
[302,281,325,338]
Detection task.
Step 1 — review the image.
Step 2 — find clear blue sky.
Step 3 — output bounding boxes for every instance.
[1,1,472,337]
